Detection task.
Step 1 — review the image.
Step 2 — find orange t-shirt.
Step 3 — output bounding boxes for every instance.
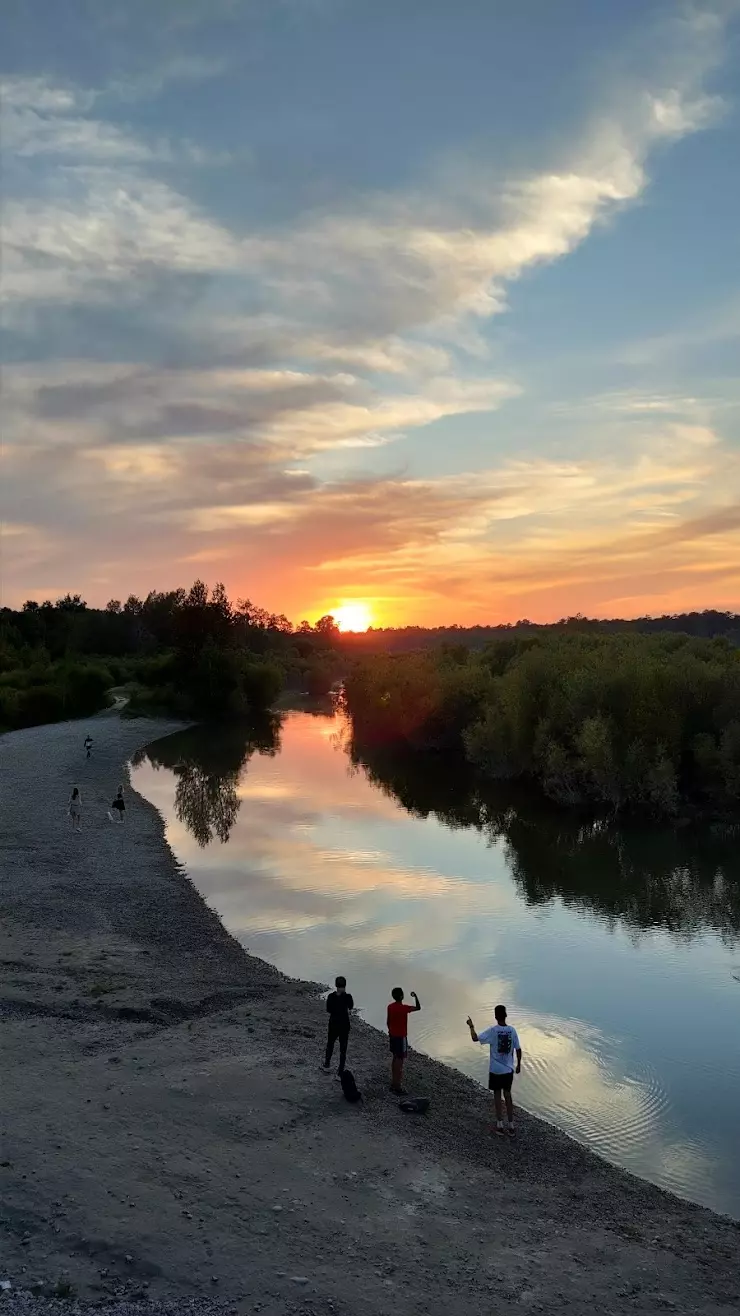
[387,1001,414,1038]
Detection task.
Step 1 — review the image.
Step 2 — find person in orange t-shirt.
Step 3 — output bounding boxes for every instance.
[387,987,421,1095]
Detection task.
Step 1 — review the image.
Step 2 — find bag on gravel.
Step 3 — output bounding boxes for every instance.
[398,1096,430,1114]
[340,1069,362,1103]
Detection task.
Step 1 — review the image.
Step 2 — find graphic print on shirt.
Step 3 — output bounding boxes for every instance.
[497,1029,513,1056]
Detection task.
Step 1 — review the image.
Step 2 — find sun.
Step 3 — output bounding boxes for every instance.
[333,601,373,632]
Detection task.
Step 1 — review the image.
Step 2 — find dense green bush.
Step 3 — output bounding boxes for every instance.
[344,632,740,819]
[0,658,113,728]
[1,581,337,730]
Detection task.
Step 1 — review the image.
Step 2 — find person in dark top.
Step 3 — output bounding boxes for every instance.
[84,735,93,759]
[323,976,354,1076]
[112,785,126,822]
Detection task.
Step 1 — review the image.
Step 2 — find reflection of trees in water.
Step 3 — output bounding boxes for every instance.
[175,769,239,847]
[139,716,280,847]
[352,741,740,942]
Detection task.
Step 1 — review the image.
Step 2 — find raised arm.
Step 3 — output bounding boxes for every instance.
[466,1015,478,1043]
[410,991,421,1012]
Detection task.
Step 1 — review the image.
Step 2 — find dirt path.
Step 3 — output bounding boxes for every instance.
[1,715,739,1316]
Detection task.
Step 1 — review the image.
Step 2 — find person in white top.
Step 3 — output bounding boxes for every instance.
[466,1004,522,1137]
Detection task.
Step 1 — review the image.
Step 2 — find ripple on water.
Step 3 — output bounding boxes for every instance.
[519,1043,719,1206]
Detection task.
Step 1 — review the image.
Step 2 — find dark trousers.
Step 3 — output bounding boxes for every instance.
[325,1021,350,1073]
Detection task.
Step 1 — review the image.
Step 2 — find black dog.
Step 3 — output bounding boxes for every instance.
[340,1068,362,1103]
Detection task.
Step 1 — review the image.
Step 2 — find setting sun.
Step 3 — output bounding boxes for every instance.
[333,602,373,632]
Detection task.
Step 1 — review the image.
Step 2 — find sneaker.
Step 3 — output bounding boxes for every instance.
[390,1086,408,1097]
[321,1063,331,1072]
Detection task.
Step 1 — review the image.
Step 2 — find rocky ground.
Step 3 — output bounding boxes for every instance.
[1,713,739,1316]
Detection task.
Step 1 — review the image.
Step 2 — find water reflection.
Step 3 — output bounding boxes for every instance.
[138,718,740,938]
[133,717,279,847]
[353,742,740,943]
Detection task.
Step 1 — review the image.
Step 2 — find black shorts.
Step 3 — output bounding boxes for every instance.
[488,1071,513,1092]
[389,1036,408,1058]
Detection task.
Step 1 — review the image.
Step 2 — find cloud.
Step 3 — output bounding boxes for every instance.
[2,79,156,162]
[4,393,739,619]
[297,413,740,618]
[6,360,516,456]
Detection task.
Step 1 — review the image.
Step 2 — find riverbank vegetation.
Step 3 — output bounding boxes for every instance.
[0,584,342,730]
[343,630,740,819]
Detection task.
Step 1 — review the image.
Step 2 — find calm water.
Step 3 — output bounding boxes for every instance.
[131,710,740,1218]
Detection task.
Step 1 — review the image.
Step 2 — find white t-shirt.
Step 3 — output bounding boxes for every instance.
[477,1024,520,1074]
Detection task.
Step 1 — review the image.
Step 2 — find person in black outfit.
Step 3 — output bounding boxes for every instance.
[323,976,354,1075]
[111,786,126,823]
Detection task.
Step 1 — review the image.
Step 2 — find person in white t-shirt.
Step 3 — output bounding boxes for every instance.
[466,1004,522,1137]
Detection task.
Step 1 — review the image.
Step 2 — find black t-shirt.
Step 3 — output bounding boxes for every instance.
[326,991,354,1025]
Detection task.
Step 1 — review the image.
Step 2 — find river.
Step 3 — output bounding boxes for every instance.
[131,708,740,1219]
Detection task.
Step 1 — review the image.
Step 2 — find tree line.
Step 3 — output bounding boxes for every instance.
[340,610,740,654]
[343,630,740,820]
[0,583,342,731]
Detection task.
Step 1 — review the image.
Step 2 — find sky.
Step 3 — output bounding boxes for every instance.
[2,0,739,627]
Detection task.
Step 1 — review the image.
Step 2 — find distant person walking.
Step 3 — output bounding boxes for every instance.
[323,976,354,1076]
[467,1005,522,1137]
[84,735,93,759]
[68,787,83,832]
[111,785,126,823]
[387,987,421,1095]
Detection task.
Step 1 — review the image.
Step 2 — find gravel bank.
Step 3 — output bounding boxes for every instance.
[2,713,739,1316]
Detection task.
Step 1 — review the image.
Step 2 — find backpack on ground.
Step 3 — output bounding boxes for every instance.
[398,1096,430,1114]
[340,1069,362,1103]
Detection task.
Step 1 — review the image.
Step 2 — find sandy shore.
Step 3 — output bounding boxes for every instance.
[2,713,739,1316]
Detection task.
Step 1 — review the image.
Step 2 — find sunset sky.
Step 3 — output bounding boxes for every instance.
[3,0,739,627]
